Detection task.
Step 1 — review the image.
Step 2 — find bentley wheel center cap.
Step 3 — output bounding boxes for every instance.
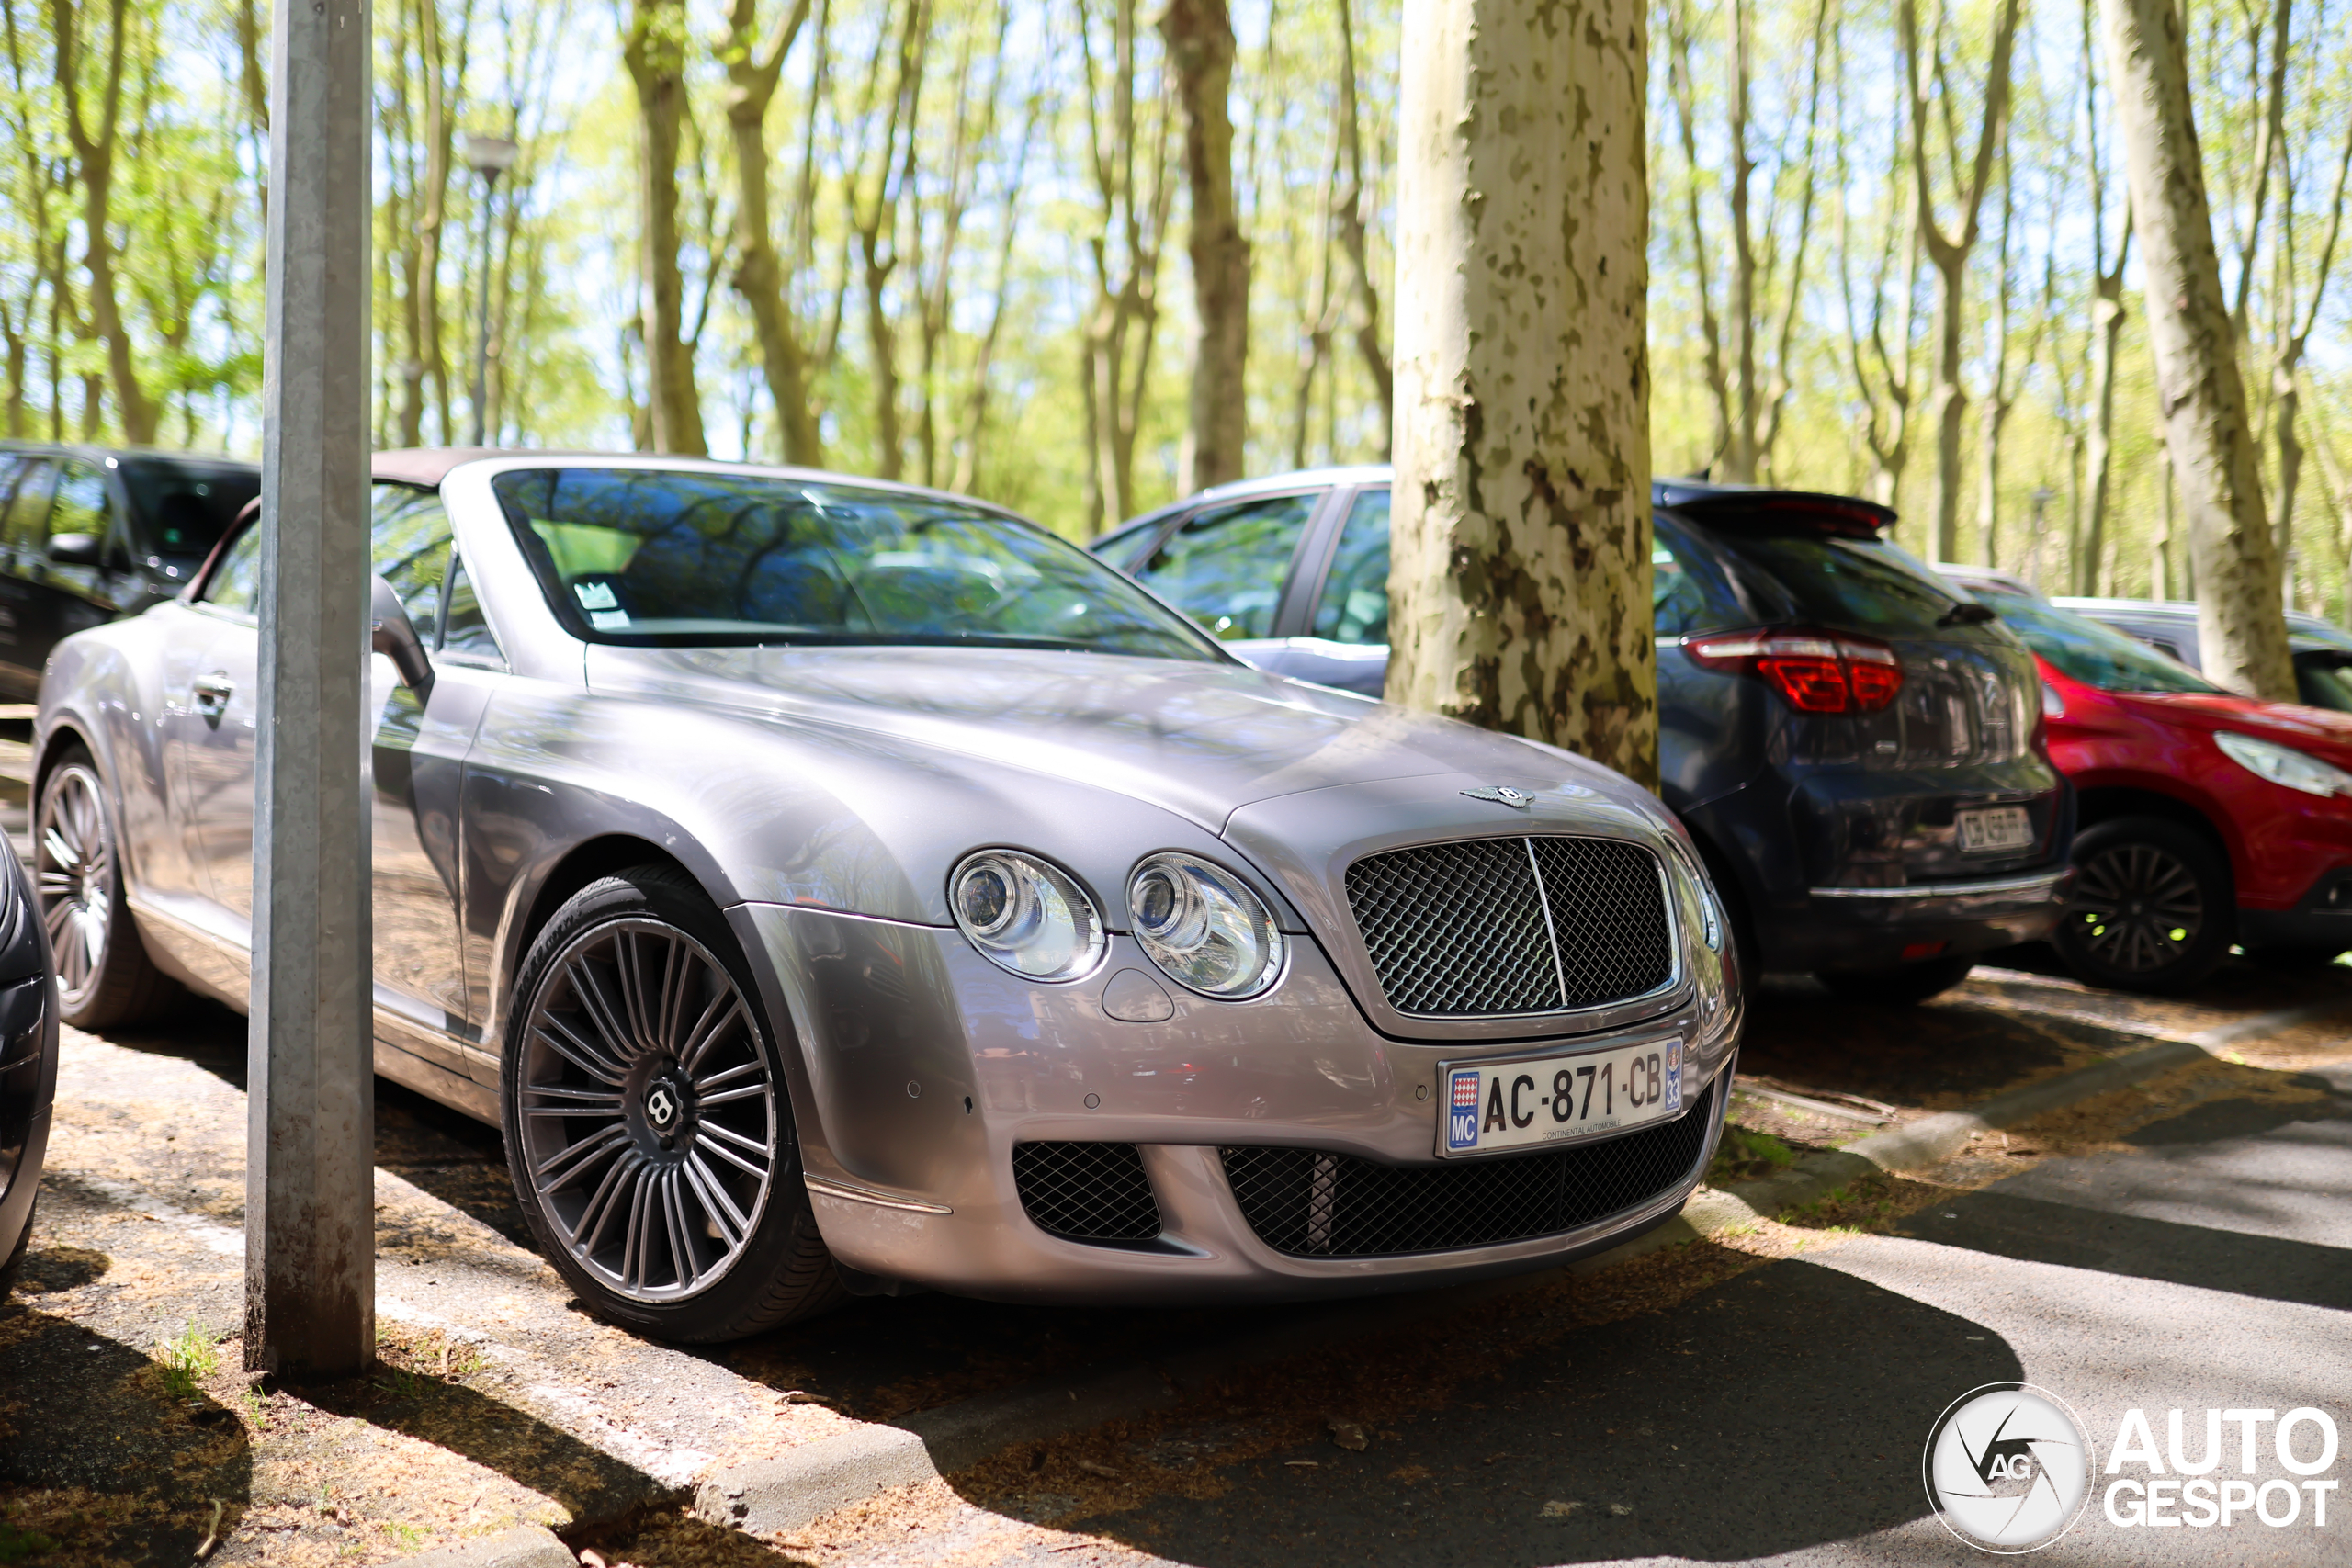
[645,1083,681,1132]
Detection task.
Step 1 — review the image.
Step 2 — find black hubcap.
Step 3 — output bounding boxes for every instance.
[2069,842,2205,974]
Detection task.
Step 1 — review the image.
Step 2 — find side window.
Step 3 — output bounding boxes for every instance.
[1310,488,1391,646]
[1651,516,1746,637]
[1133,492,1318,641]
[0,459,54,558]
[49,460,112,552]
[371,483,454,625]
[204,525,266,619]
[437,553,504,666]
[1092,519,1168,573]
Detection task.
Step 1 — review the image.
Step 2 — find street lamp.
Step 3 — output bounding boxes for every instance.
[461,132,520,446]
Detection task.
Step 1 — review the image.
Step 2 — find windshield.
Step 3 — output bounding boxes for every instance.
[1969,585,2222,694]
[493,467,1221,660]
[116,457,259,559]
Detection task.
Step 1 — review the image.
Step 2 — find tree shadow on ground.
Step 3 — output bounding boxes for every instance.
[946,1254,2020,1567]
[0,1303,252,1566]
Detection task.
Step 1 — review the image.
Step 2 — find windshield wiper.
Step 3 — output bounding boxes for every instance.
[1937,601,1997,627]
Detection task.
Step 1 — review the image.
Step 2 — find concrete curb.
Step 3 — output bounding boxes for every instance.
[381,1524,575,1568]
[687,996,2352,1540]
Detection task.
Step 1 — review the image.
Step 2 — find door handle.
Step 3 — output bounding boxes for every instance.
[193,671,233,724]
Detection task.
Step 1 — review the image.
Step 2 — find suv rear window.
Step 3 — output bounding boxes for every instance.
[118,457,259,560]
[1690,526,1974,637]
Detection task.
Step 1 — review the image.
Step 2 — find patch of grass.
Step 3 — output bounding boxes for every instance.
[0,1525,58,1563]
[153,1322,220,1401]
[1706,1126,1799,1186]
[382,1521,427,1551]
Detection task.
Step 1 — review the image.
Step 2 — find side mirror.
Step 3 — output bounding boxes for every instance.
[370,575,435,700]
[47,533,101,568]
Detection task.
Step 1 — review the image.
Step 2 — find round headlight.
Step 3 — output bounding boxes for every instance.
[1125,852,1284,998]
[949,851,1105,981]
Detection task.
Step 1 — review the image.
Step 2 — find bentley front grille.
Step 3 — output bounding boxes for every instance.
[1012,1141,1163,1246]
[1219,1077,1717,1259]
[1343,836,1675,1016]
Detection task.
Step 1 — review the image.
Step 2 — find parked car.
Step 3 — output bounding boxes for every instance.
[0,826,59,1302]
[36,450,1739,1339]
[1097,470,2075,1004]
[0,444,259,702]
[1938,570,2352,987]
[2055,594,2352,715]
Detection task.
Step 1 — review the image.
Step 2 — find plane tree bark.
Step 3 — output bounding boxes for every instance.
[624,0,708,455]
[1901,0,2024,562]
[1386,0,1657,785]
[52,0,158,444]
[2098,0,2294,698]
[722,0,821,465]
[1161,0,1248,493]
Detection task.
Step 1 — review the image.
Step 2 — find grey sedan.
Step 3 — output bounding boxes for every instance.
[34,451,1739,1342]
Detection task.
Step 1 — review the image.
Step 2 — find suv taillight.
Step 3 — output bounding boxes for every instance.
[1684,628,1905,714]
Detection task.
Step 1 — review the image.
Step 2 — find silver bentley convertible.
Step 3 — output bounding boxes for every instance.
[35,451,1740,1342]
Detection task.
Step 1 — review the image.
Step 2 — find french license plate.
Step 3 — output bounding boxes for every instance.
[1957,805,2033,853]
[1439,1040,1683,1157]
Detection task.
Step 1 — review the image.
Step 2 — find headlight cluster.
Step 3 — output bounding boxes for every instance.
[1127,852,1285,998]
[950,852,1104,980]
[2214,731,2352,798]
[948,848,1285,998]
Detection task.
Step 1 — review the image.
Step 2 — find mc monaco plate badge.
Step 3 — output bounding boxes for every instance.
[1442,1040,1683,1156]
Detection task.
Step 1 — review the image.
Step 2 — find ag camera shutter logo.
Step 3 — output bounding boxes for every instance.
[1923,1383,2095,1552]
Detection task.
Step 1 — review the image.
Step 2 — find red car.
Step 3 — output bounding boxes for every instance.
[1947,573,2352,991]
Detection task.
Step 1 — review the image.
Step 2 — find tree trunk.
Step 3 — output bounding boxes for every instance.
[724,0,821,466]
[1901,0,2021,563]
[53,0,157,445]
[1161,0,1248,493]
[624,0,707,456]
[2098,0,2293,698]
[2080,282,2128,592]
[1386,0,1657,785]
[1330,0,1389,456]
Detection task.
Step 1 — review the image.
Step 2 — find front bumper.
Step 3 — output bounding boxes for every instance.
[732,904,1737,1304]
[1778,867,2074,973]
[2237,865,2352,953]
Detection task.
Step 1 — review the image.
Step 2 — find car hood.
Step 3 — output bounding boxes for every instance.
[2116,690,2352,762]
[582,643,1636,831]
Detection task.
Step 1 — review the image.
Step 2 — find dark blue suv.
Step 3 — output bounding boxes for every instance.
[1094,469,2074,1002]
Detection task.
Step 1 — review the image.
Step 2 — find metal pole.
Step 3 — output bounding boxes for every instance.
[248,0,375,1377]
[469,171,498,446]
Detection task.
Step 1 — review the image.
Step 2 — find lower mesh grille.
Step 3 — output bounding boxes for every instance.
[1220,1077,1717,1258]
[1012,1142,1163,1245]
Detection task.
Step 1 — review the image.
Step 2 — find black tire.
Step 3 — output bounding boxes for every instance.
[1815,954,1977,1005]
[2054,816,2235,994]
[0,1192,32,1303]
[501,864,842,1342]
[35,745,181,1028]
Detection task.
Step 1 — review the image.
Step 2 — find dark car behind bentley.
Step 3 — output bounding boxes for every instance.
[1097,472,2075,1002]
[0,444,258,700]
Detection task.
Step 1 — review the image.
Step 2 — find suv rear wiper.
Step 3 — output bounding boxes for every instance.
[1938,601,1997,627]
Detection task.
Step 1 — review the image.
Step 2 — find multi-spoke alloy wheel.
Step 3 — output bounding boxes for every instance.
[37,761,113,1010]
[504,865,837,1340]
[33,749,173,1027]
[2054,817,2233,995]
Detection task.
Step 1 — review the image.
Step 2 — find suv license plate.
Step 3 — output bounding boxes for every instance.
[1439,1040,1683,1157]
[1957,806,2033,853]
